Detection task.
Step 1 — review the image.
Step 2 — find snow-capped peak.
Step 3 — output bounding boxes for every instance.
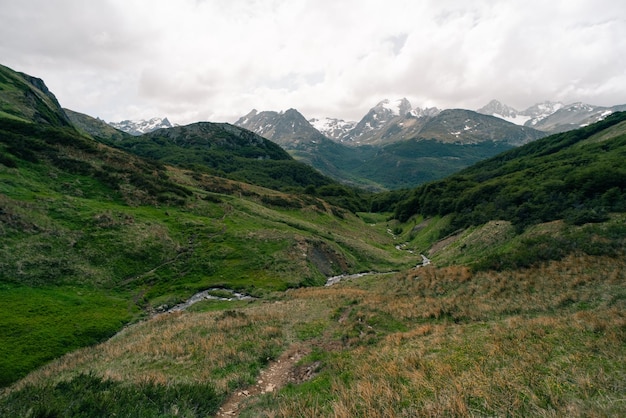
[477,99,519,118]
[375,98,413,116]
[309,117,357,141]
[109,117,174,135]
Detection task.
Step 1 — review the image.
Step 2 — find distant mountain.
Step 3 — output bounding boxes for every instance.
[235,108,326,149]
[308,117,356,142]
[416,109,545,146]
[528,102,626,132]
[238,98,544,149]
[477,99,626,133]
[235,104,543,190]
[477,99,535,125]
[339,99,441,145]
[109,117,174,135]
[235,108,382,189]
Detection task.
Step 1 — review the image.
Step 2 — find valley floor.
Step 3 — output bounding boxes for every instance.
[2,254,624,417]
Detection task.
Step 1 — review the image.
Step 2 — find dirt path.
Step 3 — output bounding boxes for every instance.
[216,344,313,417]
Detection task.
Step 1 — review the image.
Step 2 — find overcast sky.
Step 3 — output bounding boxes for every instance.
[1,0,625,124]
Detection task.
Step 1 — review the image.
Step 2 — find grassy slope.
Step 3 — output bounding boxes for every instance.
[0,119,414,387]
[3,255,623,416]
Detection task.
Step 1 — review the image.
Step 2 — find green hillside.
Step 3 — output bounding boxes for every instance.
[0,116,413,386]
[78,118,368,211]
[64,108,130,142]
[353,139,514,189]
[393,112,626,227]
[386,112,626,270]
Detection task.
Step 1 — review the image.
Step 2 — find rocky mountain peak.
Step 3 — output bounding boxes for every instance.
[108,117,174,136]
[477,100,519,118]
[373,98,413,117]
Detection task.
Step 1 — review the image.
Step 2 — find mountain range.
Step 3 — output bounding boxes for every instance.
[236,97,625,148]
[477,99,626,133]
[234,101,546,189]
[236,98,547,148]
[109,117,174,135]
[102,97,624,191]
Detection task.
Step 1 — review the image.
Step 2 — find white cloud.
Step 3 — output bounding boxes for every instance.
[0,0,624,124]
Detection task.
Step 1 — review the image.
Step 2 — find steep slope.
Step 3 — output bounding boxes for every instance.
[344,99,437,145]
[235,108,327,148]
[529,102,626,133]
[477,99,532,125]
[393,112,626,231]
[0,63,72,126]
[308,116,356,141]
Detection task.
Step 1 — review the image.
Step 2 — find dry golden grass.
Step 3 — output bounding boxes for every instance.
[242,256,626,417]
[6,255,625,417]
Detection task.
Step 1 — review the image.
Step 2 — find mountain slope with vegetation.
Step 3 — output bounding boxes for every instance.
[1,63,624,417]
[0,116,414,387]
[64,108,131,142]
[385,112,626,271]
[236,107,534,190]
[0,64,72,126]
[0,64,412,387]
[86,116,368,210]
[392,111,626,229]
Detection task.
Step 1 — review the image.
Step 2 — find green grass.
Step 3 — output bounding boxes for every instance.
[0,285,134,386]
[0,372,223,417]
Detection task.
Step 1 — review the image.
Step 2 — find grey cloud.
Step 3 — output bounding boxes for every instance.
[1,0,624,124]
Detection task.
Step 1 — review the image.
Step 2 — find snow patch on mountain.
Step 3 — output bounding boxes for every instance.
[309,117,356,141]
[109,117,174,135]
[478,100,567,127]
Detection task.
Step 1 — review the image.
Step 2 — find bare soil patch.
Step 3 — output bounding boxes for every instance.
[216,343,314,417]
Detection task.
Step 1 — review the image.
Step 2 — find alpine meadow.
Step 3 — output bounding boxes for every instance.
[0,61,624,418]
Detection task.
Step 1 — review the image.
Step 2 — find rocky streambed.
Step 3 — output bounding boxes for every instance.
[163,288,254,313]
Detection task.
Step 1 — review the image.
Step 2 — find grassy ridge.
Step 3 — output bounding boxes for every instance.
[94,121,370,211]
